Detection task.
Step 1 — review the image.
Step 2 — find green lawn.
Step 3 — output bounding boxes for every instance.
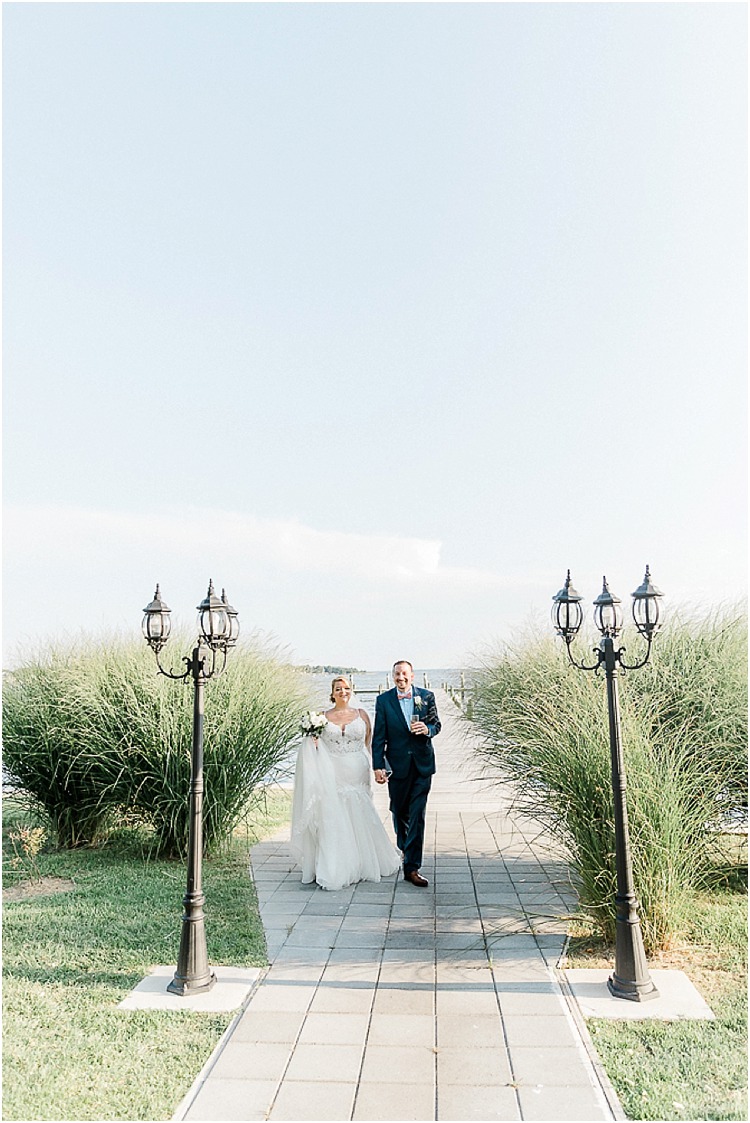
[4,792,746,1121]
[2,789,292,1122]
[567,871,748,1122]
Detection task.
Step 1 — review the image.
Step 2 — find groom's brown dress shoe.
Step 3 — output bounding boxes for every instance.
[404,870,429,887]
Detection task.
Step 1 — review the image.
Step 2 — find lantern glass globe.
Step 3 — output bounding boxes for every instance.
[593,578,623,637]
[551,570,584,642]
[197,581,230,648]
[632,566,663,639]
[142,586,171,650]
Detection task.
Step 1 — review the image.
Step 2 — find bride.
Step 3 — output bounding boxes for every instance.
[290,676,400,891]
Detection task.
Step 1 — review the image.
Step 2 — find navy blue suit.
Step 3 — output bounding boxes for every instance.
[372,687,441,874]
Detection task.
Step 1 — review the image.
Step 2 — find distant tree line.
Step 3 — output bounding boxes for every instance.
[298,665,366,674]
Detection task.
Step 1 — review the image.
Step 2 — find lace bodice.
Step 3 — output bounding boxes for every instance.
[319,713,367,754]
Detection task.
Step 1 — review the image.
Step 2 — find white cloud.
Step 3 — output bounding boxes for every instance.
[4,503,527,590]
[4,504,551,665]
[5,503,744,668]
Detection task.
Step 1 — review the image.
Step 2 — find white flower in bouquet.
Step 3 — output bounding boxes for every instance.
[300,710,328,737]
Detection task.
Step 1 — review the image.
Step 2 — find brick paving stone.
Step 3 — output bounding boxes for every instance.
[437,1084,521,1120]
[367,1012,435,1047]
[336,928,389,948]
[435,916,485,933]
[322,954,380,975]
[272,944,330,963]
[385,932,437,949]
[208,1041,292,1082]
[359,1044,436,1085]
[516,1084,610,1121]
[390,901,436,917]
[486,934,541,951]
[501,1014,578,1048]
[381,947,436,963]
[497,991,568,1018]
[345,902,393,917]
[436,963,495,985]
[298,1011,371,1045]
[436,1013,506,1048]
[268,1080,357,1121]
[434,902,480,919]
[378,961,436,986]
[328,945,383,963]
[436,932,486,950]
[248,984,317,1012]
[488,950,551,969]
[308,985,375,1013]
[510,1046,596,1087]
[436,987,500,1016]
[265,961,326,983]
[284,1042,364,1082]
[184,1078,281,1121]
[353,1082,435,1121]
[372,986,435,1015]
[436,892,477,906]
[231,1010,306,1044]
[436,1045,512,1085]
[284,925,339,948]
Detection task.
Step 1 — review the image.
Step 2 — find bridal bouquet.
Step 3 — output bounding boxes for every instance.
[300,710,328,737]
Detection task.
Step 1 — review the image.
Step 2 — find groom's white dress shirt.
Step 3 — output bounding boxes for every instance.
[398,692,414,726]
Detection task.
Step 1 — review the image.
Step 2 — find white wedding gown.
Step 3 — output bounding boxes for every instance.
[289,714,400,891]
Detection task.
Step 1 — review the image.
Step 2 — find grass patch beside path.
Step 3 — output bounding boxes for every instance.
[565,874,747,1122]
[2,788,293,1122]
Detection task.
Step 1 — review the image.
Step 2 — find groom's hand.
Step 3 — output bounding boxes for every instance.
[410,720,428,736]
[374,769,388,784]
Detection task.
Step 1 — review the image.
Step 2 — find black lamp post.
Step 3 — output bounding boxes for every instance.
[142,580,239,996]
[552,566,663,1002]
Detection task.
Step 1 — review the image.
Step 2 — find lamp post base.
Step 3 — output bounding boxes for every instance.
[167,969,217,997]
[609,906,660,1002]
[607,971,660,1002]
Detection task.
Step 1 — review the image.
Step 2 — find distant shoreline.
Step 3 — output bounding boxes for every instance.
[297,665,366,675]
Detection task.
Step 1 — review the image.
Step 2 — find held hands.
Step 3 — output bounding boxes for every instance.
[374,769,388,785]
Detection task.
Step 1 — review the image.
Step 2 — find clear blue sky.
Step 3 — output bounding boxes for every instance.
[4,2,747,668]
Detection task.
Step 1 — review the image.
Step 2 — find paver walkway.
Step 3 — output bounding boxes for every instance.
[177,691,620,1122]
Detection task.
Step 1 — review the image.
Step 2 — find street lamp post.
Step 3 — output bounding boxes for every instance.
[551,566,663,1002]
[142,580,240,997]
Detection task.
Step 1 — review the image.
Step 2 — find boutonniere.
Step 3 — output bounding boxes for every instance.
[413,695,425,711]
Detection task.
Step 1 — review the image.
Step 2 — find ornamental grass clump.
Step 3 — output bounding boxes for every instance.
[2,633,310,856]
[2,648,122,847]
[469,605,747,952]
[623,605,748,826]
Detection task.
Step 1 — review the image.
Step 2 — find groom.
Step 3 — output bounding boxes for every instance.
[372,661,441,887]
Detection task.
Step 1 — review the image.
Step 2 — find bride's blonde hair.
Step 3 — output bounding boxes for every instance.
[330,675,352,702]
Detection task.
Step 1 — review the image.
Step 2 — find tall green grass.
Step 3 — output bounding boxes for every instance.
[622,606,747,825]
[469,605,747,952]
[3,632,310,856]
